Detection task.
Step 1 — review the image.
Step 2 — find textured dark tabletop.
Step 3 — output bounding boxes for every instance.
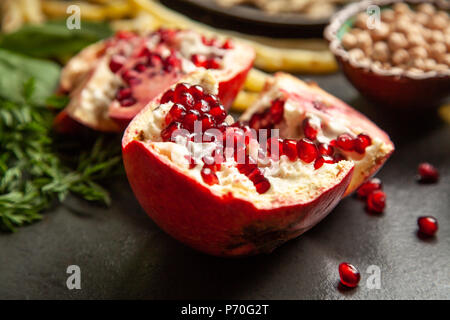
[1,71,449,300]
[1,1,450,299]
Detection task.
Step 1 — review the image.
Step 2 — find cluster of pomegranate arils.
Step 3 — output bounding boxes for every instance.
[248,99,373,170]
[356,177,386,213]
[158,83,271,192]
[191,36,233,70]
[108,30,182,107]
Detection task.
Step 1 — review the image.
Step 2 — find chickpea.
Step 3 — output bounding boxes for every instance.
[430,30,444,43]
[381,9,396,23]
[416,3,436,16]
[427,15,447,31]
[442,54,450,67]
[370,22,390,41]
[407,33,426,48]
[408,67,424,75]
[434,64,449,72]
[395,18,412,34]
[423,58,437,71]
[414,12,430,25]
[394,3,411,15]
[372,41,390,62]
[388,32,408,51]
[444,34,450,51]
[409,46,428,59]
[411,58,426,70]
[342,33,358,50]
[358,57,372,68]
[355,12,369,30]
[430,42,447,61]
[356,31,373,52]
[348,48,365,62]
[392,49,410,65]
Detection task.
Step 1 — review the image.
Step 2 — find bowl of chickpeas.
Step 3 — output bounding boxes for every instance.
[325,0,450,109]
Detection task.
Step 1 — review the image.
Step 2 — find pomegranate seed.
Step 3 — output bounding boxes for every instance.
[354,133,372,154]
[222,39,234,49]
[116,87,132,101]
[297,138,318,163]
[237,162,257,175]
[201,115,214,131]
[336,133,356,151]
[148,53,163,67]
[134,63,147,73]
[366,190,386,213]
[177,92,195,108]
[339,263,360,288]
[318,143,334,156]
[164,54,180,72]
[116,30,136,39]
[255,179,271,194]
[201,36,217,46]
[189,85,204,100]
[119,97,136,107]
[270,99,285,124]
[174,83,190,98]
[183,110,199,131]
[204,94,219,108]
[357,178,382,199]
[166,104,186,124]
[201,167,219,185]
[417,163,439,183]
[191,54,207,67]
[160,89,174,104]
[303,118,319,141]
[268,137,283,157]
[314,155,334,170]
[109,55,125,73]
[206,57,221,69]
[161,122,182,141]
[283,139,298,161]
[193,100,210,113]
[417,216,438,236]
[122,70,140,85]
[210,105,226,122]
[249,113,263,131]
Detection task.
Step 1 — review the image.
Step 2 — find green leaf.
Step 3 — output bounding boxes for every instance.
[0,20,113,60]
[0,49,60,105]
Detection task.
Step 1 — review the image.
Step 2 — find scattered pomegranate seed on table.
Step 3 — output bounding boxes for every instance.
[417,163,439,183]
[366,190,386,213]
[339,263,361,288]
[357,178,382,199]
[417,216,439,237]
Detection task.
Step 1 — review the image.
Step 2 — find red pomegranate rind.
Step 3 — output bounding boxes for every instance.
[241,73,395,196]
[122,73,354,257]
[55,29,254,133]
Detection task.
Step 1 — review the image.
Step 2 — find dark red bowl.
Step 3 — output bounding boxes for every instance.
[324,0,450,109]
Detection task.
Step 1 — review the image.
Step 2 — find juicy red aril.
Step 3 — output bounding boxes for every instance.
[283,139,298,161]
[166,104,186,124]
[174,83,189,98]
[206,58,221,69]
[134,63,147,73]
[120,97,136,107]
[122,70,141,85]
[270,99,285,124]
[177,92,195,108]
[204,94,220,108]
[192,54,207,67]
[202,115,214,131]
[417,216,438,236]
[222,39,234,49]
[366,190,386,213]
[160,89,174,104]
[318,143,334,156]
[193,100,209,113]
[210,105,226,122]
[268,137,283,157]
[297,138,318,163]
[339,263,360,288]
[314,155,334,170]
[201,36,218,46]
[303,118,319,141]
[336,133,356,151]
[418,163,439,183]
[355,133,372,154]
[183,110,199,131]
[189,85,204,100]
[357,178,382,199]
[116,30,136,40]
[255,179,271,194]
[161,122,182,141]
[116,87,132,101]
[201,167,219,185]
[109,55,125,73]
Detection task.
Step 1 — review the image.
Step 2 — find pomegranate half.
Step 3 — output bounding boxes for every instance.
[56,29,254,132]
[122,71,354,257]
[240,73,395,196]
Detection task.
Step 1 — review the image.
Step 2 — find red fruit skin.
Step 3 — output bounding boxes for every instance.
[122,136,354,257]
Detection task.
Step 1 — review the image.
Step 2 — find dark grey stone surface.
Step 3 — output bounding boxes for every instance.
[0,72,449,300]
